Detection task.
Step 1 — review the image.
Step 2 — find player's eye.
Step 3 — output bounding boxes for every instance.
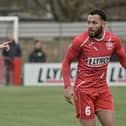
[87,20,97,25]
[92,21,97,24]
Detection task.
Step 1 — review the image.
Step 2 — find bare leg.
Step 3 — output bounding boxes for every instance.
[79,119,96,126]
[96,110,115,126]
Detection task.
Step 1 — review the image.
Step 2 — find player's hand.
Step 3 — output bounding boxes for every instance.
[0,41,12,51]
[64,85,76,105]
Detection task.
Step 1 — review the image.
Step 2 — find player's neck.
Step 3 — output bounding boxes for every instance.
[97,32,103,39]
[93,30,105,41]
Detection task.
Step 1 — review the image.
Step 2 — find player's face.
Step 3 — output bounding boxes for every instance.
[87,14,106,38]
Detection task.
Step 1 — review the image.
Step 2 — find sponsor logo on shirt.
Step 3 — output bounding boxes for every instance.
[87,56,111,67]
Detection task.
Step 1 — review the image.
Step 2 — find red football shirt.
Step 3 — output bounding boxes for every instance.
[62,30,126,88]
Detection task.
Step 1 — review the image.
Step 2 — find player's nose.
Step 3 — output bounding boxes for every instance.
[88,23,94,29]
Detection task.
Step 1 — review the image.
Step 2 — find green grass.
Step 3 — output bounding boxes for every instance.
[0,86,125,126]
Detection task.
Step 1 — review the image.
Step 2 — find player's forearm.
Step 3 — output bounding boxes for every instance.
[62,51,75,88]
[62,47,79,88]
[117,49,126,69]
[117,53,126,69]
[118,50,126,69]
[119,58,126,69]
[62,58,71,88]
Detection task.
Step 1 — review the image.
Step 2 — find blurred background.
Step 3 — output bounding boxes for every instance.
[0,0,125,85]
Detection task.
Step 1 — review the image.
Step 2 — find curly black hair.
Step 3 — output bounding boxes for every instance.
[89,9,107,21]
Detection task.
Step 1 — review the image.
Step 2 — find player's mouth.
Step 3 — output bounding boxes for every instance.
[88,29,95,33]
[88,29,95,35]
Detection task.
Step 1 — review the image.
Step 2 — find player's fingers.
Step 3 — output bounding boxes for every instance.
[67,100,73,104]
[65,97,73,104]
[67,99,73,104]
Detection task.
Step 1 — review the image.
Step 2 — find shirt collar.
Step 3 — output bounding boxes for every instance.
[92,30,106,42]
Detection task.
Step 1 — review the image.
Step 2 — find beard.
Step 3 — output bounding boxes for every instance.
[88,26,103,38]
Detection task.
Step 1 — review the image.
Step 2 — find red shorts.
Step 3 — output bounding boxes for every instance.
[74,86,114,120]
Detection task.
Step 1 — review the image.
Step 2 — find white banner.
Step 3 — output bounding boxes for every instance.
[24,63,77,86]
[107,63,126,86]
[24,62,126,86]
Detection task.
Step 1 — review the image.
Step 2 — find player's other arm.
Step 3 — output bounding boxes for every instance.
[62,36,81,104]
[62,36,81,88]
[62,48,77,88]
[114,37,126,69]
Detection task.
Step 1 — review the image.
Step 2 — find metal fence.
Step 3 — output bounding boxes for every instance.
[0,21,126,38]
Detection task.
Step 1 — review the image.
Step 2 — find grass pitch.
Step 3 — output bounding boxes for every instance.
[0,86,125,126]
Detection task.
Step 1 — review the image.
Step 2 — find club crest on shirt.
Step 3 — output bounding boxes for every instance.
[106,41,113,50]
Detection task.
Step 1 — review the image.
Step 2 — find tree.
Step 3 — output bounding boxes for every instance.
[0,0,126,21]
[47,0,126,22]
[48,0,87,22]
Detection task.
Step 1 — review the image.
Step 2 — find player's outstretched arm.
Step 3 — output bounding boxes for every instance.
[0,41,11,51]
[116,48,126,69]
[115,37,126,69]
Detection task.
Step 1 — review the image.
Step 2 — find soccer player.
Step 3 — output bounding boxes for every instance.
[62,9,126,126]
